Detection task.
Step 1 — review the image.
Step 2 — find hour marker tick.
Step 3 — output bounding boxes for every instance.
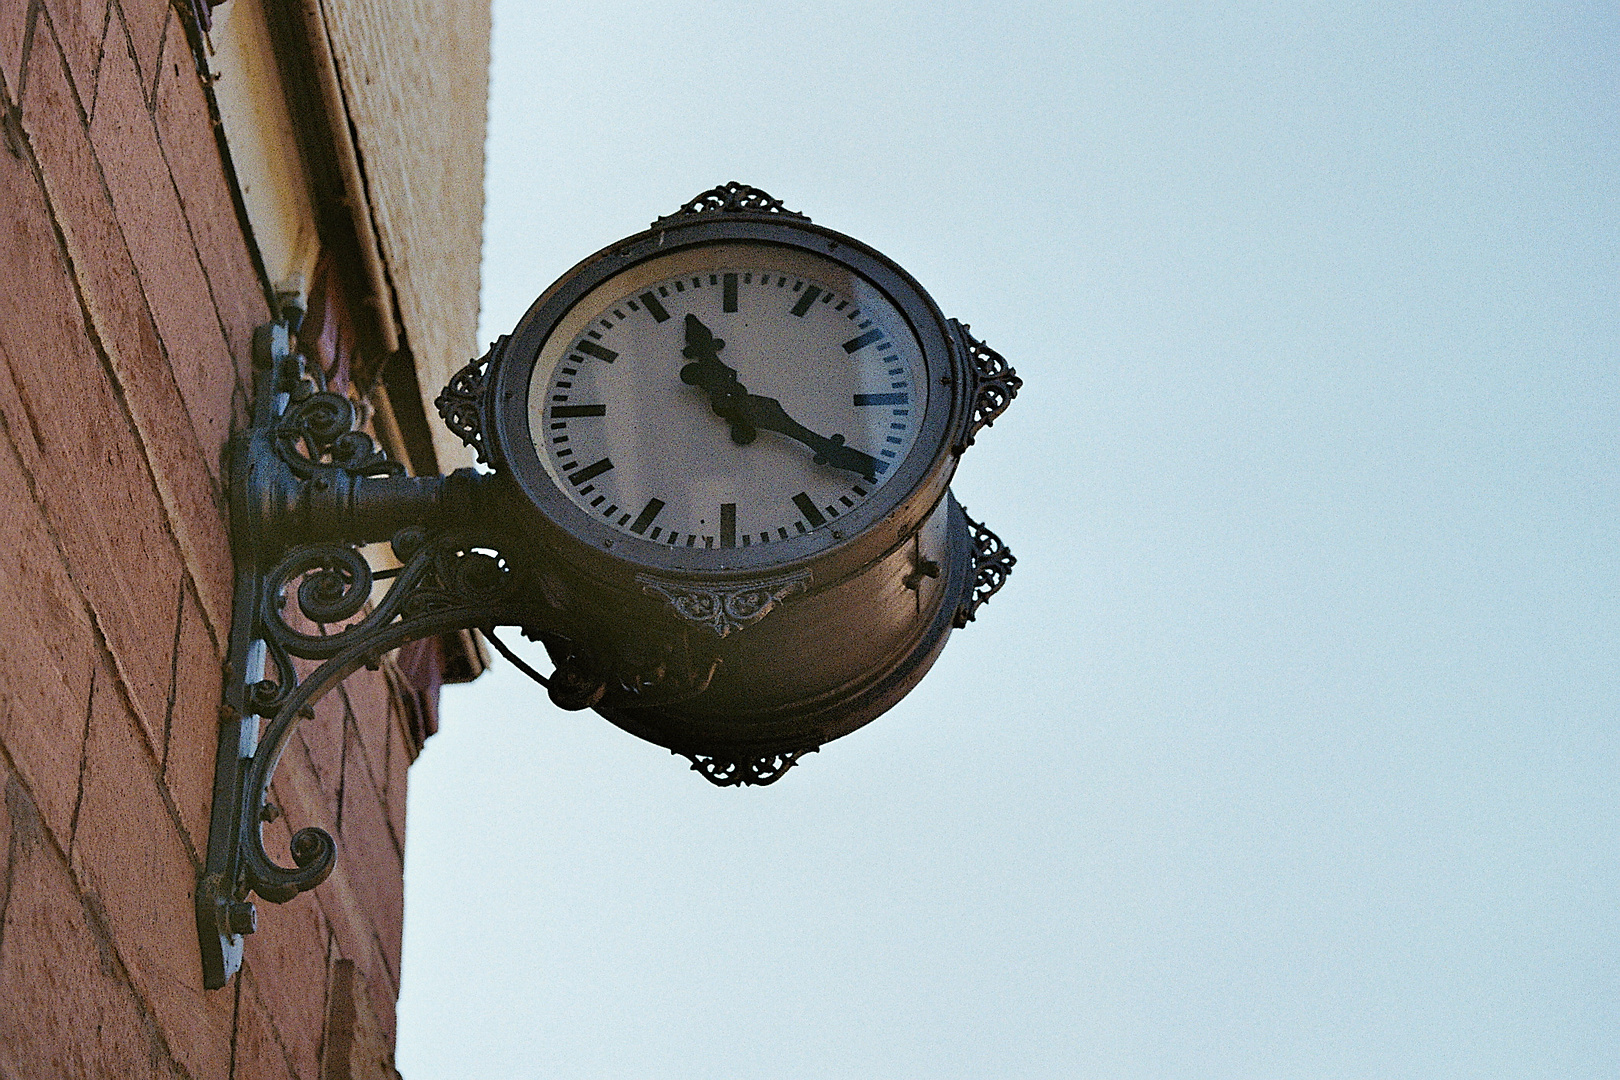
[791,285,822,317]
[575,340,618,362]
[569,458,614,486]
[551,404,606,418]
[843,330,883,353]
[854,393,908,406]
[793,493,825,528]
[629,498,665,535]
[638,292,671,322]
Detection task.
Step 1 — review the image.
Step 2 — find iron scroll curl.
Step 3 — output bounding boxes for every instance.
[238,530,525,902]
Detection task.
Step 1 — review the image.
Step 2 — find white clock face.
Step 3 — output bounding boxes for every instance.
[528,243,929,552]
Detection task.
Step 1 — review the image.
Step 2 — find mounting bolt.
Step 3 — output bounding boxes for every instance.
[226,901,258,936]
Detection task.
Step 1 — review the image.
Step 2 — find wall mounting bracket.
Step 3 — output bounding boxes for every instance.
[196,315,526,988]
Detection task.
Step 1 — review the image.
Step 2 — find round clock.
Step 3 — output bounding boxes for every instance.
[442,184,1020,784]
[527,244,930,559]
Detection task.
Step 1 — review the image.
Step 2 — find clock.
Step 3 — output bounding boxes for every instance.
[440,184,1019,784]
[526,244,928,558]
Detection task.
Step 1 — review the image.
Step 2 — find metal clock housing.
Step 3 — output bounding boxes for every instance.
[440,185,1019,780]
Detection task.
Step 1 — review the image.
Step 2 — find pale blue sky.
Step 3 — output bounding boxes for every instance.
[397,4,1617,1077]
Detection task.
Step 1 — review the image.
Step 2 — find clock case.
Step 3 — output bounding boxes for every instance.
[444,188,1019,783]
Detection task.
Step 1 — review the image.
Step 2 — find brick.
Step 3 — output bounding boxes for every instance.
[163,580,224,856]
[354,949,399,1070]
[339,667,393,809]
[91,10,234,476]
[294,674,348,827]
[0,434,96,851]
[40,0,107,112]
[0,342,176,753]
[382,702,409,859]
[152,20,267,391]
[0,778,181,1079]
[245,829,331,1080]
[0,129,177,747]
[312,870,396,1033]
[17,17,235,643]
[265,747,399,1022]
[324,958,399,1080]
[317,0,487,472]
[0,0,28,104]
[115,0,167,99]
[69,654,235,1080]
[236,966,300,1080]
[337,747,402,977]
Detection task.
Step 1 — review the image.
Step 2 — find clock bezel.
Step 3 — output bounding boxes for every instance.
[487,215,965,579]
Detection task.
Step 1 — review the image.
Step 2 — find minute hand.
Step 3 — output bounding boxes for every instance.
[729,393,886,481]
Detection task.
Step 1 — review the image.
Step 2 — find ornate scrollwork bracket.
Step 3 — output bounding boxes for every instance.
[197,316,524,989]
[954,510,1016,628]
[950,322,1023,454]
[654,181,811,224]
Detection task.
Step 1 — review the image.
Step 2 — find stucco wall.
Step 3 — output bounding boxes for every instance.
[0,2,419,1076]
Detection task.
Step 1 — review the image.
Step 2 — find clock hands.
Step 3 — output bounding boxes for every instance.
[726,395,888,481]
[679,314,749,434]
[680,314,886,482]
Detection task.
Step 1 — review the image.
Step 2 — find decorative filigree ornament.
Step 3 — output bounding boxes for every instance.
[435,339,499,464]
[655,182,811,224]
[951,322,1023,454]
[954,510,1016,628]
[273,387,402,479]
[680,745,819,787]
[637,571,812,638]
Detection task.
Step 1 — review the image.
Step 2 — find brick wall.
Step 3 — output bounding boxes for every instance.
[0,2,419,1076]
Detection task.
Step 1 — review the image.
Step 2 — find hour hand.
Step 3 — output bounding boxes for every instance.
[732,393,887,481]
[679,315,758,442]
[679,315,741,392]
